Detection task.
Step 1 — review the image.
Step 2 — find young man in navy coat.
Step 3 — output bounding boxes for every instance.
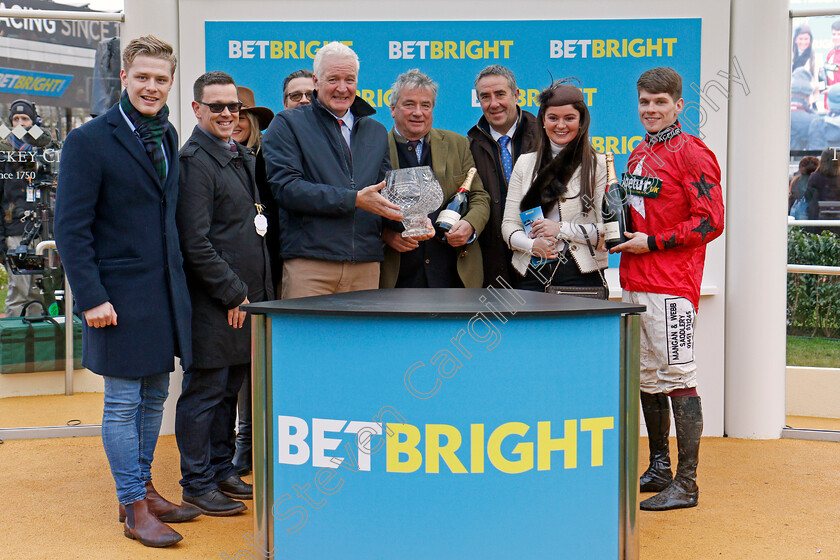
[55,35,198,548]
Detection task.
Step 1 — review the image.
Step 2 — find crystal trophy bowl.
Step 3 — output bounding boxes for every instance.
[382,166,444,237]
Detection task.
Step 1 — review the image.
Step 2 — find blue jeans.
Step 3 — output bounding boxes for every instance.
[175,363,247,497]
[101,372,170,504]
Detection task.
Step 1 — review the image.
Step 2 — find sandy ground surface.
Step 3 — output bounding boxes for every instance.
[0,432,838,559]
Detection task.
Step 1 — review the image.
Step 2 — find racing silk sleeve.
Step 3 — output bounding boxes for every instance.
[647,141,725,252]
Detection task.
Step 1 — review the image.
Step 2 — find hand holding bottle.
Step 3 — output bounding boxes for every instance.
[435,168,477,241]
[608,231,650,254]
[444,220,474,247]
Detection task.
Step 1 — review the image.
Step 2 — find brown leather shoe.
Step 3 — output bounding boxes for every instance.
[123,498,183,548]
[118,481,201,523]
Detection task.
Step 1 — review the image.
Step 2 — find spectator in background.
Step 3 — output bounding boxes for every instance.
[824,20,840,109]
[1,99,50,316]
[283,69,315,109]
[230,85,275,478]
[791,68,817,151]
[807,147,840,230]
[789,156,819,214]
[808,85,840,151]
[792,24,816,78]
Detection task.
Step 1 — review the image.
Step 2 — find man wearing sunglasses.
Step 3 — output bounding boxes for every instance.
[175,70,273,517]
[282,69,315,109]
[264,42,401,298]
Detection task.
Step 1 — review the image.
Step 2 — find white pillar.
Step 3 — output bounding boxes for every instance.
[122,0,181,137]
[724,0,789,438]
[122,0,183,435]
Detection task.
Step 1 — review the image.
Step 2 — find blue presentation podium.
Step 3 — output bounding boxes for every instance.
[245,288,642,559]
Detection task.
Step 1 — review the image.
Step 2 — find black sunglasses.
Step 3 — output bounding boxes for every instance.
[196,100,242,113]
[286,91,314,102]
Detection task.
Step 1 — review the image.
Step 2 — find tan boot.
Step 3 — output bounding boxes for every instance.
[118,481,201,523]
[122,498,183,548]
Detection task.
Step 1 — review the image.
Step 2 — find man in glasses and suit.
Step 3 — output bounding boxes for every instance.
[283,69,315,109]
[263,42,401,298]
[175,71,273,516]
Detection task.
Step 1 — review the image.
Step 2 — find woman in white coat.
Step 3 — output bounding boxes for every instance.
[501,79,607,292]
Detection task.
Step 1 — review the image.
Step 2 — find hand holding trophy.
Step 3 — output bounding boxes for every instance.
[382,166,444,238]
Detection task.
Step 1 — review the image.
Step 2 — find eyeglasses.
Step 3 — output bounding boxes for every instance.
[286,91,314,103]
[196,101,242,113]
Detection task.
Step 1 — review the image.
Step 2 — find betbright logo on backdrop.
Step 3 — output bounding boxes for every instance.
[278,416,615,474]
[549,37,678,58]
[228,40,353,59]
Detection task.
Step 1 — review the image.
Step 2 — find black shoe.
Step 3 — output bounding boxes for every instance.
[182,490,246,517]
[217,474,253,500]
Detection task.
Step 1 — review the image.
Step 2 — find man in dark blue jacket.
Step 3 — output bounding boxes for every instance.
[263,41,402,299]
[55,36,197,548]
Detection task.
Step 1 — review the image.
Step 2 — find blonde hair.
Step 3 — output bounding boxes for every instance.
[241,111,262,151]
[122,35,177,75]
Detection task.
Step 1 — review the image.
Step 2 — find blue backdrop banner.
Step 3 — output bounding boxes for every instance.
[206,18,702,168]
[206,18,702,269]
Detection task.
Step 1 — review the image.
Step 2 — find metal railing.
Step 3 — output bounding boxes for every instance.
[787,218,840,275]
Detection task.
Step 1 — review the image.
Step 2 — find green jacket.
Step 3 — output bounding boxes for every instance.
[381,128,490,289]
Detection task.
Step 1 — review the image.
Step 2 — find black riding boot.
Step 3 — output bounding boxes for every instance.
[639,392,673,492]
[640,395,702,511]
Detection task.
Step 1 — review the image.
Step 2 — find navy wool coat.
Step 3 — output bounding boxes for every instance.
[55,103,192,377]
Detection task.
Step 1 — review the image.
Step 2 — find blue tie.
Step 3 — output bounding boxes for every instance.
[407,140,422,163]
[499,135,512,183]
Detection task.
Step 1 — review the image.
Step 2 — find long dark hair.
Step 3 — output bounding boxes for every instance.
[817,147,840,177]
[792,25,814,72]
[520,79,596,214]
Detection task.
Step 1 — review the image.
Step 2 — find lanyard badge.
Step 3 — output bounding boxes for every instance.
[254,203,268,237]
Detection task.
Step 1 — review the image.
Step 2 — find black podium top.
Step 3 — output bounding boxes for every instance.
[243,288,645,318]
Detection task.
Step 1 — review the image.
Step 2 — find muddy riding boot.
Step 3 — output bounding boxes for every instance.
[639,392,673,492]
[123,498,183,548]
[640,396,702,511]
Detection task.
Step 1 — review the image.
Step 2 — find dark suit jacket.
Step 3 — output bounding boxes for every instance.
[468,109,539,287]
[55,103,192,376]
[381,128,490,289]
[177,127,273,369]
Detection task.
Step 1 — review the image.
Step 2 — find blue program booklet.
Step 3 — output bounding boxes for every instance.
[521,206,557,268]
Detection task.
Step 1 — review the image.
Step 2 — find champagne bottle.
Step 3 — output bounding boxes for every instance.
[435,167,477,241]
[602,152,629,250]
